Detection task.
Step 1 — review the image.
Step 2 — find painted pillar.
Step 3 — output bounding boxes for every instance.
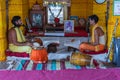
[0,0,7,61]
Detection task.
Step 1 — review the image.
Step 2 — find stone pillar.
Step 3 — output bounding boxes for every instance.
[0,0,7,61]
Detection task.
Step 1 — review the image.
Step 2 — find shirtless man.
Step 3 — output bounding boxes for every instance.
[8,16,33,54]
[79,14,106,52]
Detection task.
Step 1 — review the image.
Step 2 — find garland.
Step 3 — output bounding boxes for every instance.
[48,7,62,18]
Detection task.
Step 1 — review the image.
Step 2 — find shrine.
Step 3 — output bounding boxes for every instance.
[0,0,120,80]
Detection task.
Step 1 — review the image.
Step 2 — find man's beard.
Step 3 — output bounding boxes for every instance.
[15,24,22,27]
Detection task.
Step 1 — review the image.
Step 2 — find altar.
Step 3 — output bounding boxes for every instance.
[37,36,88,51]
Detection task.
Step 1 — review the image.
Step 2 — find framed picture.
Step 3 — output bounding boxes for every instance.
[70,16,79,26]
[113,0,120,16]
[47,5,64,24]
[29,3,44,28]
[64,20,74,32]
[30,12,43,27]
[70,16,79,20]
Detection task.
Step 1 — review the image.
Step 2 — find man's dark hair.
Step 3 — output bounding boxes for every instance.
[89,14,99,24]
[11,16,21,26]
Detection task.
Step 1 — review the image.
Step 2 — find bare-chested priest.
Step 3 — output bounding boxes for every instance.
[79,14,106,52]
[8,16,33,54]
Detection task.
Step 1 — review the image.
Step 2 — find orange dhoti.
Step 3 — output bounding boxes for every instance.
[79,43,105,52]
[30,48,48,63]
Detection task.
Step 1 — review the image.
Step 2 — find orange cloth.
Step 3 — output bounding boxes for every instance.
[79,43,105,52]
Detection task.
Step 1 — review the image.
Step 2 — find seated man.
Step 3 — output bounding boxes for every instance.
[79,14,106,52]
[8,16,33,54]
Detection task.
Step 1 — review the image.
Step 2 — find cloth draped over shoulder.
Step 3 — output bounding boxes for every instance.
[15,27,26,42]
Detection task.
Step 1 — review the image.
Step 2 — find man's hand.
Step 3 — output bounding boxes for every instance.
[26,42,33,47]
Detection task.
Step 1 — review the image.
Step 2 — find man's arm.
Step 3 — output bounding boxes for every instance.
[93,27,104,45]
[93,28,99,45]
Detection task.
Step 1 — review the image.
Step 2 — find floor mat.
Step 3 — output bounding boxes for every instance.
[0,60,17,70]
[13,59,106,70]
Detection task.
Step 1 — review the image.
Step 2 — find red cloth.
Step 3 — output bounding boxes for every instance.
[83,49,108,55]
[6,50,29,57]
[65,29,88,37]
[75,26,86,30]
[65,26,88,37]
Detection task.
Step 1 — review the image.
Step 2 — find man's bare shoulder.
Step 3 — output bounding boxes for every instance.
[95,27,104,35]
[95,27,103,31]
[9,28,15,32]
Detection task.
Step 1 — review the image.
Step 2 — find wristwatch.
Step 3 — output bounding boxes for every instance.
[95,0,106,4]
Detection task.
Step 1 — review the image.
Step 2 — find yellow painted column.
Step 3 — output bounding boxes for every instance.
[0,0,7,61]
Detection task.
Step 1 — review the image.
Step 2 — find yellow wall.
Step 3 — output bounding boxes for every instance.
[107,0,120,47]
[71,0,93,19]
[93,1,106,28]
[0,0,7,61]
[8,0,29,29]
